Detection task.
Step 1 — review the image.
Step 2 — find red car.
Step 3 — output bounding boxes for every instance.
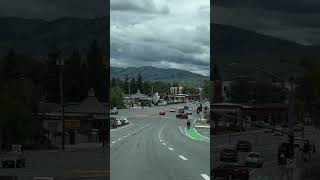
[211,164,249,180]
[176,113,188,119]
[159,111,166,115]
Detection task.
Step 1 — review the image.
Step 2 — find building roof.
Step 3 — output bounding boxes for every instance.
[123,89,150,99]
[55,88,107,114]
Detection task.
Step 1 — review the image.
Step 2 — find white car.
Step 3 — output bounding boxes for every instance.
[120,117,129,125]
[170,108,175,112]
[273,131,283,136]
[245,152,264,167]
[116,119,122,127]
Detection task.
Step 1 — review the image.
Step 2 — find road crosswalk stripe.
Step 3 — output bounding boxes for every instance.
[200,174,210,180]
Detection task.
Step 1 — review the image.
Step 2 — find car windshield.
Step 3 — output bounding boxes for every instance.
[248,153,260,158]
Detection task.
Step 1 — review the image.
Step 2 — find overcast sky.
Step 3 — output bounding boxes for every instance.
[111,0,210,76]
[212,0,320,45]
[0,0,106,20]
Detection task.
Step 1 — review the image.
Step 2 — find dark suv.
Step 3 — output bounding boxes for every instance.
[236,141,252,152]
[220,148,238,162]
[109,117,117,128]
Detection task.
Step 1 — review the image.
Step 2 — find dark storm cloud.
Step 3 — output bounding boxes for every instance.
[214,0,320,14]
[0,0,106,20]
[212,0,320,45]
[111,0,169,14]
[111,0,210,76]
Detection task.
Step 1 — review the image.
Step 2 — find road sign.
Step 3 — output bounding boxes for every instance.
[64,120,80,129]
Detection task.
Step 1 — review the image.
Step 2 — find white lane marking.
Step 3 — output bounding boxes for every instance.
[111,141,115,144]
[160,139,163,142]
[111,123,135,132]
[118,138,122,140]
[250,169,257,175]
[200,174,210,180]
[168,147,174,151]
[264,160,277,166]
[178,155,188,160]
[179,126,188,137]
[158,123,166,141]
[162,143,167,146]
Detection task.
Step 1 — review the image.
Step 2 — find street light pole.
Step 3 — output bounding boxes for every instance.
[57,56,65,150]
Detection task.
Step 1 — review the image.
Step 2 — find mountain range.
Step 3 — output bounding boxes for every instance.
[212,23,320,80]
[0,17,319,81]
[111,66,209,86]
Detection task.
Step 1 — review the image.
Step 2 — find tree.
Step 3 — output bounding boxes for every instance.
[122,75,129,94]
[64,50,87,102]
[130,77,137,94]
[202,80,210,98]
[87,40,107,101]
[110,86,124,109]
[111,77,117,87]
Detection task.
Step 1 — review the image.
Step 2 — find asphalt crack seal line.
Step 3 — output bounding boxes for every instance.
[184,127,209,142]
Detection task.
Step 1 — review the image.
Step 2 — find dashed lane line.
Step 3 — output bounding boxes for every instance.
[162,143,167,146]
[178,155,188,160]
[200,174,210,180]
[168,147,174,151]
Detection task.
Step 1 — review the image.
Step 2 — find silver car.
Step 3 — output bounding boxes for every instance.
[120,117,129,125]
[245,152,264,167]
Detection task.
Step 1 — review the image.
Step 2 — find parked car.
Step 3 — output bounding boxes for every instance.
[264,129,273,134]
[236,141,252,152]
[110,109,118,115]
[1,151,26,168]
[110,117,117,128]
[159,111,166,115]
[211,164,249,180]
[176,113,188,119]
[186,110,192,115]
[120,117,129,125]
[220,148,238,162]
[33,178,55,180]
[184,106,189,110]
[178,109,185,113]
[245,152,264,167]
[273,132,283,136]
[169,108,175,112]
[116,118,122,127]
[293,126,303,132]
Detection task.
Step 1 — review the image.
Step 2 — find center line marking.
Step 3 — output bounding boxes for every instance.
[162,143,166,146]
[178,155,188,160]
[200,174,210,180]
[169,148,174,151]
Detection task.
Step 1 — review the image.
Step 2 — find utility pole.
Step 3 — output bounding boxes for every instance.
[57,55,65,150]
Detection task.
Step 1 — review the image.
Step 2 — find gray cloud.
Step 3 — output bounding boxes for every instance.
[0,0,106,20]
[111,0,169,14]
[111,0,210,76]
[212,1,320,45]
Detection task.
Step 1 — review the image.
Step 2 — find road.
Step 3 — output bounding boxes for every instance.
[110,102,210,180]
[212,125,320,180]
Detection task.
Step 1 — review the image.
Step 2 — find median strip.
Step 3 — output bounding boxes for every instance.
[184,127,210,142]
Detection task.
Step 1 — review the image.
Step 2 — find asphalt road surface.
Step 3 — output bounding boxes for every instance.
[111,102,210,180]
[212,125,320,180]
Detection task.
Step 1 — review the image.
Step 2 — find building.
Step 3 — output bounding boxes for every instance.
[170,86,183,95]
[38,88,108,145]
[212,103,288,126]
[122,89,153,108]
